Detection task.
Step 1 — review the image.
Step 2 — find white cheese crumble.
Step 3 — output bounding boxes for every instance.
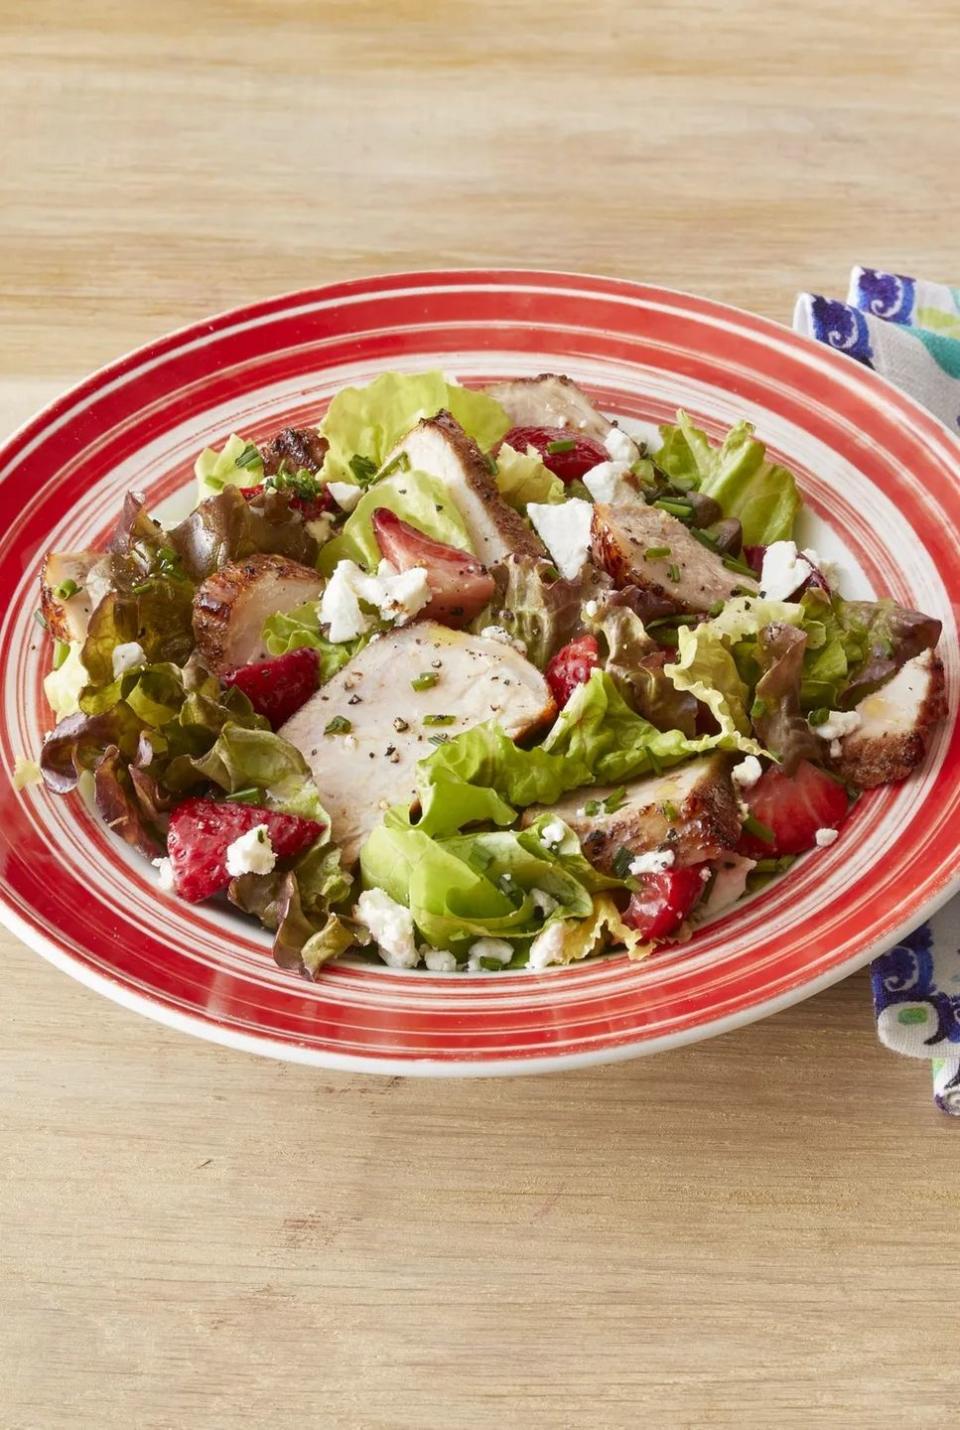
[815,827,839,848]
[603,426,640,463]
[582,460,634,505]
[816,709,862,742]
[531,887,560,917]
[528,922,568,970]
[584,599,599,618]
[152,856,176,892]
[467,937,513,971]
[112,641,147,678]
[320,559,431,642]
[829,739,842,758]
[628,848,675,877]
[759,540,813,601]
[480,624,527,654]
[355,888,420,969]
[424,949,459,972]
[326,481,363,512]
[527,498,593,580]
[224,825,277,878]
[731,755,763,791]
[540,820,566,849]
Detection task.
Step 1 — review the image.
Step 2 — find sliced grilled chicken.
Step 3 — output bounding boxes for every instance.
[40,550,113,643]
[484,374,612,439]
[192,553,324,673]
[280,621,556,864]
[388,411,546,564]
[591,503,756,614]
[522,754,740,874]
[833,649,948,789]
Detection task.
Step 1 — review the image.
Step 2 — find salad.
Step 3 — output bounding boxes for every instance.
[32,370,947,977]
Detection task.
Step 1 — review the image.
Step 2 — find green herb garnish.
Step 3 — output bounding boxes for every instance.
[324,716,352,735]
[54,578,81,600]
[612,846,636,879]
[808,707,830,727]
[427,733,450,746]
[584,799,602,817]
[546,438,576,454]
[667,563,681,583]
[750,698,769,720]
[377,451,410,479]
[742,813,775,845]
[644,546,671,560]
[225,787,263,805]
[349,454,379,484]
[654,498,692,517]
[661,800,679,821]
[411,671,439,691]
[423,714,455,727]
[603,787,627,814]
[52,640,70,670]
[235,443,262,469]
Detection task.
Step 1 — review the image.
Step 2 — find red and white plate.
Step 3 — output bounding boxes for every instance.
[1,271,958,1074]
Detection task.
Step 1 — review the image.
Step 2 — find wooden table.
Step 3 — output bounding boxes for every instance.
[3,4,958,1426]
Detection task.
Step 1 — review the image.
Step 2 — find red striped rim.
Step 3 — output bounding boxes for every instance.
[1,270,958,1074]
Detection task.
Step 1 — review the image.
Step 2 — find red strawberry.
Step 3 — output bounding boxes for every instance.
[166,798,324,902]
[545,633,599,708]
[371,508,495,626]
[501,425,609,483]
[738,758,849,858]
[222,647,320,729]
[239,483,331,522]
[622,864,707,940]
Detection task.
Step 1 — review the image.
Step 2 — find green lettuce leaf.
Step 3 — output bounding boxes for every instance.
[195,432,263,501]
[473,555,589,669]
[261,600,366,680]
[43,641,89,720]
[190,723,330,822]
[317,468,473,576]
[494,442,564,509]
[655,411,801,544]
[319,371,510,483]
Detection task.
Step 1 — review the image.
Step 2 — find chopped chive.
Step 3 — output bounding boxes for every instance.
[235,443,262,469]
[723,555,757,577]
[612,846,635,879]
[667,563,681,583]
[753,856,795,874]
[654,498,692,517]
[603,787,627,814]
[546,438,576,454]
[423,714,455,727]
[750,698,769,720]
[483,452,499,475]
[52,640,70,670]
[427,733,450,745]
[54,578,81,600]
[349,454,379,484]
[225,787,262,804]
[377,451,410,479]
[411,671,439,691]
[661,800,679,821]
[584,799,602,817]
[324,715,352,735]
[708,600,724,617]
[204,475,225,491]
[808,707,830,727]
[34,608,49,630]
[742,813,776,845]
[644,545,671,560]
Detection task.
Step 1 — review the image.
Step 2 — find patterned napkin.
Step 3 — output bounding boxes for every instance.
[794,268,960,1114]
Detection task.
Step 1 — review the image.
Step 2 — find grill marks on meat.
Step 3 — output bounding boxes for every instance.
[833,649,948,789]
[192,553,324,673]
[484,374,612,439]
[259,426,329,476]
[591,503,756,614]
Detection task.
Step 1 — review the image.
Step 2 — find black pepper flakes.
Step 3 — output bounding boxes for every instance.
[393,717,409,732]
[348,694,362,705]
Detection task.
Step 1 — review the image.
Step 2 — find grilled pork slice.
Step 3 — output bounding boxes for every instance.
[388,412,545,564]
[40,550,113,643]
[522,754,740,874]
[280,621,556,864]
[591,503,756,614]
[484,374,612,439]
[834,650,947,789]
[193,553,324,673]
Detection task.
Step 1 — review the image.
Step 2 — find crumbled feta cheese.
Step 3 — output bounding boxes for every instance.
[224,825,277,878]
[377,557,398,577]
[306,515,334,543]
[531,888,559,917]
[540,820,566,849]
[424,949,459,973]
[829,739,841,758]
[152,856,176,892]
[629,420,664,452]
[584,599,599,618]
[582,460,633,505]
[802,547,839,587]
[759,540,813,601]
[326,481,363,512]
[344,734,358,750]
[112,641,147,678]
[355,888,420,969]
[731,755,763,791]
[320,559,431,641]
[816,709,862,742]
[480,625,527,654]
[528,922,568,970]
[815,827,839,848]
[628,848,675,877]
[603,426,640,463]
[527,499,593,580]
[467,937,514,971]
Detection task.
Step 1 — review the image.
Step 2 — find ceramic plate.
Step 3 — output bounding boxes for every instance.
[1,270,958,1074]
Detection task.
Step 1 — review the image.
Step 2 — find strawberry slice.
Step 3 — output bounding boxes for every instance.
[622,864,707,940]
[738,758,849,858]
[166,797,324,902]
[239,483,332,522]
[545,633,599,708]
[222,647,320,729]
[371,508,495,626]
[501,425,609,484]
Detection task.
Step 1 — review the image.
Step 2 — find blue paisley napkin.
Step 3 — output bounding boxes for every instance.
[794,268,960,1115]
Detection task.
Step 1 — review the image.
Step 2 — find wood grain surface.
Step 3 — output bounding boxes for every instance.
[2,3,958,1427]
